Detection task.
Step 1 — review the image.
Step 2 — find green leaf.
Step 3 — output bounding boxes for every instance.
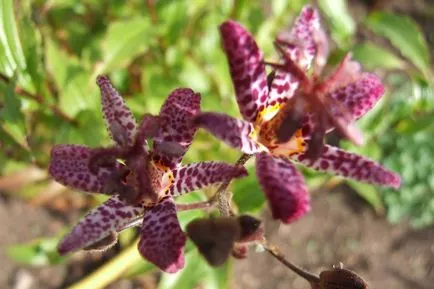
[0,77,28,150]
[203,261,231,289]
[233,166,266,213]
[0,0,36,91]
[95,17,154,75]
[353,42,406,70]
[7,237,65,266]
[0,0,26,73]
[317,0,355,48]
[347,181,384,213]
[179,56,211,92]
[46,40,98,117]
[365,12,431,78]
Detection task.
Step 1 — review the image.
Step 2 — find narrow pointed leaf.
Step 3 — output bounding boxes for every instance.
[365,12,430,78]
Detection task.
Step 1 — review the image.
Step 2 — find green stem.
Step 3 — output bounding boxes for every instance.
[67,240,142,289]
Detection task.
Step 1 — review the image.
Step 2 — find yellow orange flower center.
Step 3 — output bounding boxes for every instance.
[253,103,307,157]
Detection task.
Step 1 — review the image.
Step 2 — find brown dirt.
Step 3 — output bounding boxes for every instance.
[233,188,434,289]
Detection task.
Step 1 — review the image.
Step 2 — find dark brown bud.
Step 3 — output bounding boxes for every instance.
[186,217,240,267]
[237,215,262,242]
[319,268,368,289]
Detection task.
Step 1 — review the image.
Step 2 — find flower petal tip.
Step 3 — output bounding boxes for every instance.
[388,172,401,190]
[96,74,109,86]
[160,255,185,273]
[57,234,78,255]
[272,196,311,224]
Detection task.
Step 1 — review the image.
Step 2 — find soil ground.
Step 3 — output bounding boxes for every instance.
[1,188,433,289]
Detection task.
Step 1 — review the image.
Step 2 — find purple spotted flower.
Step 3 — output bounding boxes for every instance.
[49,76,247,273]
[195,6,400,224]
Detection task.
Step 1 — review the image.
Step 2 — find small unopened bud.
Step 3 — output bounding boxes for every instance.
[186,217,240,267]
[186,215,263,267]
[237,215,263,243]
[319,268,368,289]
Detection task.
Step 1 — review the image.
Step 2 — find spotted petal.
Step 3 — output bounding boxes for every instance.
[194,112,264,154]
[97,75,137,147]
[170,162,248,196]
[265,70,299,121]
[292,145,401,188]
[49,145,118,194]
[220,20,268,122]
[327,73,384,120]
[277,5,322,69]
[58,196,144,254]
[153,88,201,169]
[256,153,310,223]
[138,198,186,273]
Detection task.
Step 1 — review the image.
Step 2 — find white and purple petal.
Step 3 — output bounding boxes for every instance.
[96,75,137,147]
[138,198,186,273]
[292,145,401,188]
[327,73,384,120]
[49,145,118,194]
[220,20,268,123]
[277,5,322,69]
[169,162,248,196]
[153,88,201,168]
[194,112,264,154]
[266,70,299,115]
[58,196,144,254]
[256,153,310,223]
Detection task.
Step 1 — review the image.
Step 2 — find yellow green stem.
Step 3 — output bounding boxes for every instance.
[67,239,142,289]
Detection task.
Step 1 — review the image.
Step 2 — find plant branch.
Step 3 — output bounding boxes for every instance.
[263,242,320,285]
[176,200,215,212]
[212,153,252,217]
[0,73,78,126]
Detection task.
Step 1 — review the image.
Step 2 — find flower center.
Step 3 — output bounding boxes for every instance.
[148,161,175,199]
[257,103,307,156]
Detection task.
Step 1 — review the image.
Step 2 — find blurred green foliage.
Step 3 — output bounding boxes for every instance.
[1,0,433,287]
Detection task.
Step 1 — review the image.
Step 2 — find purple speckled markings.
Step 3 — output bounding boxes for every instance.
[138,198,186,273]
[57,196,143,254]
[294,145,401,189]
[195,5,401,225]
[256,153,310,224]
[276,5,321,69]
[97,75,137,147]
[153,88,201,169]
[194,112,263,154]
[170,162,248,196]
[220,20,269,123]
[50,76,247,273]
[49,144,117,194]
[327,73,385,120]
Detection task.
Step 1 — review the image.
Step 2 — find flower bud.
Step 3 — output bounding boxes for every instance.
[319,268,368,289]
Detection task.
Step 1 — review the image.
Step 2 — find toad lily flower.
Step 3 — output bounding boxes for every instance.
[195,6,400,224]
[49,76,247,273]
